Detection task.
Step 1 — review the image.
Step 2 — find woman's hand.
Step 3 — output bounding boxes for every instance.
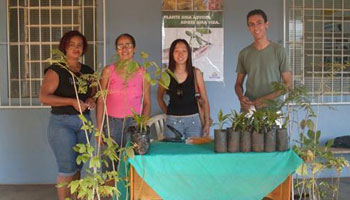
[85,97,96,110]
[72,99,88,112]
[202,123,210,137]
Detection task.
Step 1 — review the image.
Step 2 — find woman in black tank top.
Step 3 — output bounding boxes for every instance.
[157,39,211,139]
[40,31,95,200]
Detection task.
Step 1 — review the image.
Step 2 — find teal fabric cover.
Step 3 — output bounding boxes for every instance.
[128,142,303,200]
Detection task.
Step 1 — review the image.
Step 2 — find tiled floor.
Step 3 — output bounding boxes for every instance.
[1,178,350,200]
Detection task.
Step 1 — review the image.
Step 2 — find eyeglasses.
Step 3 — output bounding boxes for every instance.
[116,43,133,50]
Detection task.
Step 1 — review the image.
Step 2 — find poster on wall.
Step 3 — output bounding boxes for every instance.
[162,0,224,82]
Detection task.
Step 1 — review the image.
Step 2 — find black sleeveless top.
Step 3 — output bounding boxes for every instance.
[166,71,199,115]
[44,63,94,115]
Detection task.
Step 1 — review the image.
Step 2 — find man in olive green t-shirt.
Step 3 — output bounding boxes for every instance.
[235,9,292,112]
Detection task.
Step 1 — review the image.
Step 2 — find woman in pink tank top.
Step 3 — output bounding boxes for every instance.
[96,34,151,180]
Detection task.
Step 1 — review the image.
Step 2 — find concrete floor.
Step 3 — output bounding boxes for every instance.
[293,178,350,200]
[0,184,57,200]
[1,178,350,200]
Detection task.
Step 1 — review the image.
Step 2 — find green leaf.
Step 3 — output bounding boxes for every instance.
[95,130,102,137]
[296,163,308,176]
[155,67,161,76]
[105,137,115,147]
[81,154,90,163]
[57,182,67,188]
[326,139,334,147]
[77,189,87,199]
[306,119,315,130]
[165,68,177,82]
[160,72,171,88]
[81,125,89,131]
[143,62,151,69]
[307,129,315,141]
[89,156,101,169]
[87,145,94,154]
[125,148,135,159]
[76,156,82,165]
[150,79,157,85]
[300,120,306,129]
[140,51,149,59]
[124,60,139,74]
[73,146,79,152]
[312,162,324,174]
[315,130,321,141]
[69,180,79,194]
[79,145,86,153]
[79,115,88,123]
[144,73,151,83]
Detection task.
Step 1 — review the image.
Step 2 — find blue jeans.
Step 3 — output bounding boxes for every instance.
[165,113,202,139]
[101,116,134,172]
[47,114,91,177]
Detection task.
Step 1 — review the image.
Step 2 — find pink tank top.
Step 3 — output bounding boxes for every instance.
[106,65,144,118]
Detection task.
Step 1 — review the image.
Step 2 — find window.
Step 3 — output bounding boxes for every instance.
[1,0,104,107]
[288,0,350,103]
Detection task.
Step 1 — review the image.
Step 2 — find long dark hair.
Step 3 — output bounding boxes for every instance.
[168,39,193,77]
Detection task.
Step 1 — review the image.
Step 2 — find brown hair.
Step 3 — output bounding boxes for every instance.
[58,30,88,55]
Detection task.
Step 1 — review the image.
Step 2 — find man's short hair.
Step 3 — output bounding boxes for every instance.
[247,9,268,25]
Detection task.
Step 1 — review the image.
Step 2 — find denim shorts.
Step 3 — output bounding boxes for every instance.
[165,113,202,139]
[47,114,91,177]
[101,116,134,172]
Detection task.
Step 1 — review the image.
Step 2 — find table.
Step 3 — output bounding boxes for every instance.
[128,142,303,200]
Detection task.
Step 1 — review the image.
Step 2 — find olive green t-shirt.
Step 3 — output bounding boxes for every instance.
[236,42,291,101]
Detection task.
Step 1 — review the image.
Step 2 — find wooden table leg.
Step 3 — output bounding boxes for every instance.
[130,166,134,200]
[129,165,162,200]
[265,175,292,200]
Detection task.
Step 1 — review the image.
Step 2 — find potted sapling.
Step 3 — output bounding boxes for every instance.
[264,109,281,152]
[213,109,230,153]
[226,110,243,153]
[239,113,251,153]
[250,109,266,152]
[276,114,289,151]
[128,110,151,155]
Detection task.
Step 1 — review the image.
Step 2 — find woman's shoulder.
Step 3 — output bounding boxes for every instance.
[105,64,116,73]
[138,66,146,74]
[99,64,115,74]
[193,67,203,77]
[44,63,66,74]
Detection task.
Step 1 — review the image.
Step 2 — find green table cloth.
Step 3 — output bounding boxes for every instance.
[128,142,303,200]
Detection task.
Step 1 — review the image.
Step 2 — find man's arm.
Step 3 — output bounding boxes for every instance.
[253,71,292,109]
[235,73,253,111]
